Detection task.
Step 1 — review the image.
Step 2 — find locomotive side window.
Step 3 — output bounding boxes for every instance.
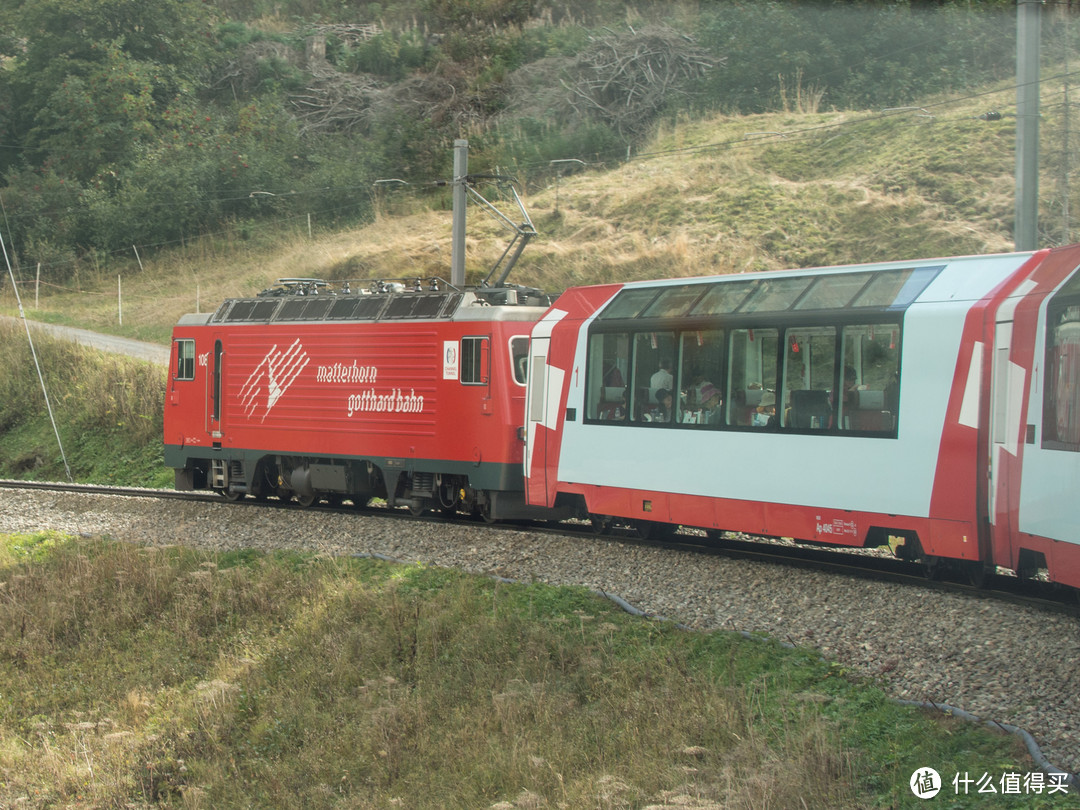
[460,336,490,385]
[174,339,195,381]
[212,340,223,422]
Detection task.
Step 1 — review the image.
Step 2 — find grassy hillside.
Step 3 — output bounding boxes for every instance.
[0,93,1027,345]
[0,85,1059,484]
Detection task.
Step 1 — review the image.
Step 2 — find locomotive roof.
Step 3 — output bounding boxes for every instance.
[203,288,548,326]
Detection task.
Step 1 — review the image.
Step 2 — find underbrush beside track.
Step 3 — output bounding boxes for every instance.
[0,530,1071,809]
[0,320,169,487]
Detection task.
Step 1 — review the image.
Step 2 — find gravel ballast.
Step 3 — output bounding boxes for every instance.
[2,486,1078,779]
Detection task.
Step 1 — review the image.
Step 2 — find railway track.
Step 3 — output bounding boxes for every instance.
[3,477,1075,619]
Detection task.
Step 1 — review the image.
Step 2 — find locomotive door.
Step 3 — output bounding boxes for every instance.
[207,337,224,440]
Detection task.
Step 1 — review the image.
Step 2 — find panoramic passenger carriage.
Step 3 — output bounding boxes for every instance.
[524,244,1080,589]
[164,280,550,519]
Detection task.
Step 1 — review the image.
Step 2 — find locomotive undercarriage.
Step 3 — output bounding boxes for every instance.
[188,452,563,522]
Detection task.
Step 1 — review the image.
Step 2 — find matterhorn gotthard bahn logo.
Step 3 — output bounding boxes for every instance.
[239,340,424,422]
[240,340,310,422]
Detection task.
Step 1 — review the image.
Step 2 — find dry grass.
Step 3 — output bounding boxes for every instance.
[0,94,1031,345]
[0,533,1057,809]
[0,534,870,809]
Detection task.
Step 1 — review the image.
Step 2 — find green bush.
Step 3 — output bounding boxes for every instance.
[0,321,166,483]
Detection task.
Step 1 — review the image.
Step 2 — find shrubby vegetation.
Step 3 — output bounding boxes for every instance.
[0,0,1023,285]
[0,321,167,485]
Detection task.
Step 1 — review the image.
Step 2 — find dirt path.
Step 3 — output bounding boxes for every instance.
[1,316,170,366]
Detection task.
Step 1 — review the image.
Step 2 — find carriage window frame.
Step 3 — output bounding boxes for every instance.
[584,267,928,434]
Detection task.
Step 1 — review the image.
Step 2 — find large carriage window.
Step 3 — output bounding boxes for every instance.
[725,329,778,427]
[1044,302,1080,450]
[586,333,629,420]
[174,339,195,381]
[782,327,836,429]
[677,329,726,425]
[839,324,900,433]
[630,332,675,422]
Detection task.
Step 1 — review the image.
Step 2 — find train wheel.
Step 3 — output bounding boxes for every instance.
[296,493,317,508]
[633,520,676,541]
[408,502,427,517]
[220,489,242,502]
[959,560,990,589]
[922,555,941,581]
[589,515,611,535]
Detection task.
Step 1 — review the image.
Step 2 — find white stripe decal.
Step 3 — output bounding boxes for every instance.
[996,279,1037,323]
[1004,359,1026,458]
[958,341,983,429]
[544,367,565,431]
[532,308,567,340]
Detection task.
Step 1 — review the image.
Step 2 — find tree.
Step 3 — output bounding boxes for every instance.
[0,0,219,177]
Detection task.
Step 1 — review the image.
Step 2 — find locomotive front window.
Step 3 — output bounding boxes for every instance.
[174,339,195,381]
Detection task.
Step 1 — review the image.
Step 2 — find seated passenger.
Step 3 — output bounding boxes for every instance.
[598,387,626,420]
[649,358,674,402]
[752,391,777,427]
[698,383,723,425]
[645,388,673,422]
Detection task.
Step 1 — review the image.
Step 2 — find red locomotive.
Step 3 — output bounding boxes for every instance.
[164,279,552,520]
